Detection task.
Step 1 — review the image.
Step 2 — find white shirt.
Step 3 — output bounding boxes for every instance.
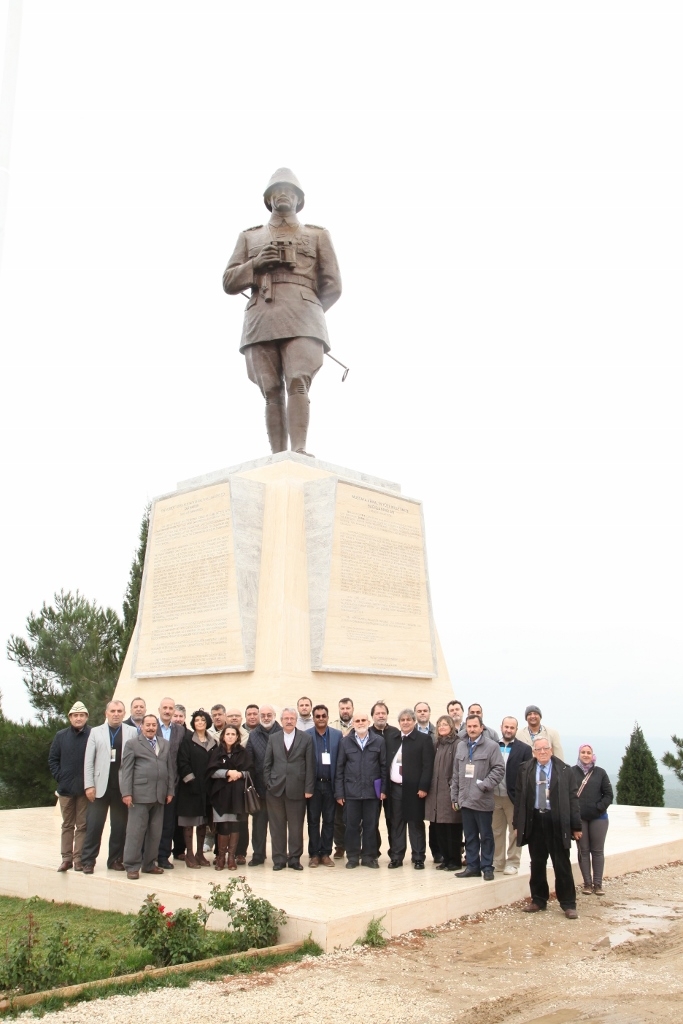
[390,741,403,784]
[283,730,296,750]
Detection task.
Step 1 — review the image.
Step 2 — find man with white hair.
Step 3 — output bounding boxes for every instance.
[513,736,581,918]
[263,708,315,870]
[244,705,282,866]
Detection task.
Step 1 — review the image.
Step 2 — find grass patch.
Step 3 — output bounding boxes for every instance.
[0,893,310,1001]
[355,915,387,947]
[9,939,323,1017]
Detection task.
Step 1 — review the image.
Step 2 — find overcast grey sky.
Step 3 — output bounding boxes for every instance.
[0,1,681,744]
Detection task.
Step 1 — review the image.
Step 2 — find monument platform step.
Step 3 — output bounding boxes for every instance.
[1,805,681,951]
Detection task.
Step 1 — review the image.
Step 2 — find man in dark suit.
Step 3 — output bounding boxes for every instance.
[155,696,185,869]
[306,705,342,867]
[513,736,582,919]
[263,707,315,870]
[120,715,174,879]
[385,708,435,869]
[370,701,401,858]
[493,716,532,875]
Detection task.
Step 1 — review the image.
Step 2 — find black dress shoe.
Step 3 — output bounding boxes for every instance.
[433,855,444,864]
[361,858,379,868]
[288,861,304,871]
[346,860,359,869]
[436,861,450,870]
[248,858,264,867]
[388,860,403,869]
[157,859,174,869]
[454,867,482,878]
[414,861,425,870]
[483,868,494,881]
[273,863,286,871]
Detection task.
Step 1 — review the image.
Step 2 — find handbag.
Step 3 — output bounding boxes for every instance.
[243,771,261,814]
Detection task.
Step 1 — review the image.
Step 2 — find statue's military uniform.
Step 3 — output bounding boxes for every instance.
[223,220,341,351]
[222,168,342,456]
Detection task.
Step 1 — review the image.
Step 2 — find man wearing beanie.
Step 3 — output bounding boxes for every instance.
[48,701,91,871]
[518,706,565,762]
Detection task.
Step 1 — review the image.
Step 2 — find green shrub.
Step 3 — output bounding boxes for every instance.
[207,880,287,948]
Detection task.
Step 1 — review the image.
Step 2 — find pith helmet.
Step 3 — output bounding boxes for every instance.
[263,167,305,212]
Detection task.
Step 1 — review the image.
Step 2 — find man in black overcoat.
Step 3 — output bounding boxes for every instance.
[385,708,435,869]
[513,736,582,918]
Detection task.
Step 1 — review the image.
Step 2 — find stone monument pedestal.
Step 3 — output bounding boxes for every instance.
[115,452,453,715]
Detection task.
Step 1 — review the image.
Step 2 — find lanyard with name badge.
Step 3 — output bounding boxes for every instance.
[109,726,121,762]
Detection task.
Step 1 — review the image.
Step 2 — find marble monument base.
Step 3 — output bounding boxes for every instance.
[115,452,453,717]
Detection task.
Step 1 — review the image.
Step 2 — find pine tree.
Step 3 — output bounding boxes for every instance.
[661,735,683,785]
[616,723,665,806]
[120,503,151,661]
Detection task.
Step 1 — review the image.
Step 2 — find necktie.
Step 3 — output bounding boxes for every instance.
[539,767,548,810]
[149,736,157,752]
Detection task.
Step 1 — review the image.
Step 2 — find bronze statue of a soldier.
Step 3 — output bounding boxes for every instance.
[223,169,342,456]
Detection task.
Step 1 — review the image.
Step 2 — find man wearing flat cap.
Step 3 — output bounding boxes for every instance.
[518,705,565,762]
[48,701,91,871]
[223,168,342,456]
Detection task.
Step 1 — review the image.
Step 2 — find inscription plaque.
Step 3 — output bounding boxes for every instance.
[316,482,436,677]
[133,483,247,676]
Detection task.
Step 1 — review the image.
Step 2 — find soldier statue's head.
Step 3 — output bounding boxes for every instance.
[263,167,305,213]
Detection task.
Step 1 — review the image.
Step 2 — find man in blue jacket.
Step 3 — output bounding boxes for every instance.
[48,701,91,872]
[335,711,387,869]
[307,705,342,867]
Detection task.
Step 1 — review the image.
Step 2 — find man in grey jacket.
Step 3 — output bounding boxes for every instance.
[263,708,315,871]
[451,714,505,880]
[80,701,138,874]
[120,715,174,879]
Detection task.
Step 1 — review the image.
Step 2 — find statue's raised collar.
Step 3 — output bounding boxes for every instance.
[269,212,299,228]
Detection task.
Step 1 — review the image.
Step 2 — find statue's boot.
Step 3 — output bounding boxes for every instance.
[287,380,314,457]
[265,396,288,454]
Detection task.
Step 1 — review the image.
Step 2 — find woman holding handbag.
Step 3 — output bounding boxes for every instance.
[176,709,216,868]
[571,744,614,896]
[206,725,254,870]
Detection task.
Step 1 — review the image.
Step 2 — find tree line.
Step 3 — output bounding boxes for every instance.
[0,508,149,808]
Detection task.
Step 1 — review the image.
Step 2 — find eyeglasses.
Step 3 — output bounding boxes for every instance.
[313,714,328,719]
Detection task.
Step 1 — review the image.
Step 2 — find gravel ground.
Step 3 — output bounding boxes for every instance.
[25,862,683,1024]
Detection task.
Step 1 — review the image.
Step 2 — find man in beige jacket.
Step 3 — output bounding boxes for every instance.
[518,705,564,762]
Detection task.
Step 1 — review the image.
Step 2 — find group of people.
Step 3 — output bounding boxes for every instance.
[48,694,613,915]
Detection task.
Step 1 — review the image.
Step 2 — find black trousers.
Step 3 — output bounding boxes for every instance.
[434,821,463,866]
[376,796,391,855]
[307,779,336,857]
[157,794,176,861]
[389,782,426,863]
[250,805,269,862]
[345,799,380,861]
[81,785,128,868]
[237,818,249,857]
[333,800,346,849]
[528,810,577,910]
[428,821,441,859]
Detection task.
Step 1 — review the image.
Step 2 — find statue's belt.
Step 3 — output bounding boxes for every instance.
[259,272,318,293]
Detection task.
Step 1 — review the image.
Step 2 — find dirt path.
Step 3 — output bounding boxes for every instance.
[30,863,683,1024]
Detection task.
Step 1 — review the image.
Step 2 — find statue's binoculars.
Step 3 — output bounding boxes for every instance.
[270,240,297,268]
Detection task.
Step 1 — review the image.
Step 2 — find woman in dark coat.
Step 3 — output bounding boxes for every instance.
[571,743,613,896]
[425,715,463,870]
[176,710,216,868]
[206,725,254,870]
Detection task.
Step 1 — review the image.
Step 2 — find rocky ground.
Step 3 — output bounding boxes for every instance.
[28,862,683,1024]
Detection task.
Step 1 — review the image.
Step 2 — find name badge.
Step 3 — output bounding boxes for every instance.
[321,752,331,765]
[465,762,475,778]
[110,748,117,763]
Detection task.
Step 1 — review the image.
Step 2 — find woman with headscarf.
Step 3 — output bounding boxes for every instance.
[176,709,216,868]
[206,724,254,870]
[571,743,613,895]
[425,714,463,870]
